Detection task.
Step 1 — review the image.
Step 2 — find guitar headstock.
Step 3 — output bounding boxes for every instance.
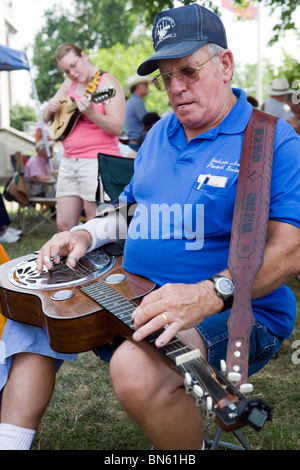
[89,87,116,104]
[176,349,272,432]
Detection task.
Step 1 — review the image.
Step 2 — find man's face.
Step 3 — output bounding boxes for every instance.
[158,48,234,137]
[39,147,53,160]
[137,82,149,98]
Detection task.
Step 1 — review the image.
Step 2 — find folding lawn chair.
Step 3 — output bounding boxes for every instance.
[97,152,135,204]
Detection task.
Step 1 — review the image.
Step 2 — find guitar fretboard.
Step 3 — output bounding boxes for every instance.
[79,279,253,427]
[80,281,192,364]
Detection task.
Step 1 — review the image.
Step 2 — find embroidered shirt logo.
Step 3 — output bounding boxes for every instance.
[155,16,176,47]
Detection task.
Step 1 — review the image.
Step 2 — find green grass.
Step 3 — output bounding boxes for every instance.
[1,201,300,450]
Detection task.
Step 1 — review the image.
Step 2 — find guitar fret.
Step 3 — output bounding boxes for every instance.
[81,282,193,363]
[81,282,135,321]
[165,345,189,358]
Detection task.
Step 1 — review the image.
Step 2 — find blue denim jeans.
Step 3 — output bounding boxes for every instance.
[196,310,283,376]
[93,311,283,376]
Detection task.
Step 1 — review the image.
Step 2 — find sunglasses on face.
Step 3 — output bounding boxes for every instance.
[152,56,215,92]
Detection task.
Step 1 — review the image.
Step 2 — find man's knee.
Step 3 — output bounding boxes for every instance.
[110,340,168,408]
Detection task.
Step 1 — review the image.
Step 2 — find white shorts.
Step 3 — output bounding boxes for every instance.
[56,157,99,201]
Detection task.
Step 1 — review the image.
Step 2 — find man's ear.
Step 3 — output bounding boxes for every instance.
[220,49,234,83]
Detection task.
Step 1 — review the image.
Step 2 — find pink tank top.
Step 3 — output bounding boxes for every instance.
[63,78,121,159]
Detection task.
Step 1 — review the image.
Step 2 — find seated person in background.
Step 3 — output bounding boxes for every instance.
[142,112,161,133]
[246,95,259,107]
[24,138,56,198]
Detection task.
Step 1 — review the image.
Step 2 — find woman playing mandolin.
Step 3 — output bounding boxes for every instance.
[42,43,125,232]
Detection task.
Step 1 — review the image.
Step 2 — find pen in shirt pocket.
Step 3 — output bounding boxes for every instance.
[197,175,210,189]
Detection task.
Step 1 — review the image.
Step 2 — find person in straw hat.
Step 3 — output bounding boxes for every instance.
[262,77,300,133]
[124,74,152,150]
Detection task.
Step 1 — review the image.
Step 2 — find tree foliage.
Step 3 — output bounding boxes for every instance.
[10,103,37,132]
[131,0,299,40]
[90,39,170,116]
[32,0,299,105]
[32,0,138,103]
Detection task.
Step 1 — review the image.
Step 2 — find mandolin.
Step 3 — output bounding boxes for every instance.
[49,87,116,141]
[0,249,272,433]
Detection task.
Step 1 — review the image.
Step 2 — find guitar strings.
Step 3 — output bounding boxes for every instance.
[64,255,236,404]
[59,253,221,377]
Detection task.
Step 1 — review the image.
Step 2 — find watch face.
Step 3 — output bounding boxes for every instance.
[218,278,233,294]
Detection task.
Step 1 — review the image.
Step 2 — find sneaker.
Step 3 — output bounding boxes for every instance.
[0,231,19,243]
[7,227,22,236]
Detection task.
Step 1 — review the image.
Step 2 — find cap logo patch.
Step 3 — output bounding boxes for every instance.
[155,16,176,47]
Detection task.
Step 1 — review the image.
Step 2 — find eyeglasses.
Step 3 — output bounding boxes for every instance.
[62,56,81,77]
[152,56,215,92]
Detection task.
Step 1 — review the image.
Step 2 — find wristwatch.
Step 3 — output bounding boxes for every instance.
[209,274,234,311]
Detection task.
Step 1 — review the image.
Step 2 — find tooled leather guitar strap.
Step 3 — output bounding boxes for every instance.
[226,108,278,384]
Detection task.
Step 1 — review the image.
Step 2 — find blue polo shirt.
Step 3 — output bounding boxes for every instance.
[120,89,300,339]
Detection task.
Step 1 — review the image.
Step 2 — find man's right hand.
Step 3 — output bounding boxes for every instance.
[36,230,92,272]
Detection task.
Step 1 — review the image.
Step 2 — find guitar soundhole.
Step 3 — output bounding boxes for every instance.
[9,249,116,290]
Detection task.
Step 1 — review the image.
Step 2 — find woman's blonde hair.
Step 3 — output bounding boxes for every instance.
[55,43,83,63]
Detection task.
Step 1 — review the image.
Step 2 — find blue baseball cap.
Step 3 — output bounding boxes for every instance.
[137,4,228,76]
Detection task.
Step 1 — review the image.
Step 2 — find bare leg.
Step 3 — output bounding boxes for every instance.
[110,328,207,450]
[56,196,83,232]
[82,200,98,221]
[1,353,56,429]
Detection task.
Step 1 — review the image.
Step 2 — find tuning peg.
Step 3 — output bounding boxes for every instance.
[184,372,193,392]
[184,372,192,386]
[193,384,204,399]
[206,396,213,411]
[220,359,227,373]
[239,383,254,395]
[228,371,242,383]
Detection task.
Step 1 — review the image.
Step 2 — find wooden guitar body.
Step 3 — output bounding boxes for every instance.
[49,95,80,141]
[0,249,154,353]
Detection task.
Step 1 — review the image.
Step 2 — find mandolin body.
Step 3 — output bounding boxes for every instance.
[49,87,116,141]
[49,95,80,141]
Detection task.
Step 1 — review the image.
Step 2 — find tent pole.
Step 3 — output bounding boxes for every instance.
[28,68,54,171]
